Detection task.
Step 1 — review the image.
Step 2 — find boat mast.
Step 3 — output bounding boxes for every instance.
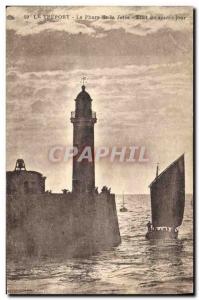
[156,162,159,178]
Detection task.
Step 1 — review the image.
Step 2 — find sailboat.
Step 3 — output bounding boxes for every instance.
[146,154,185,239]
[120,193,128,212]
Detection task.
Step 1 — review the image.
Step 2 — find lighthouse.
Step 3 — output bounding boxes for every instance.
[71,84,97,193]
[7,83,121,261]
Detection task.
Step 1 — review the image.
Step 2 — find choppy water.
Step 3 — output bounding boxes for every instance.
[7,194,193,295]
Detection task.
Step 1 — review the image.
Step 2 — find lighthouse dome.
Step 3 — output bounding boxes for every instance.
[75,85,92,118]
[76,85,92,101]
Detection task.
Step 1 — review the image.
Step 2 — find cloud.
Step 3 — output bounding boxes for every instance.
[31,100,46,113]
[7,71,19,81]
[6,6,96,36]
[6,59,193,192]
[7,60,192,142]
[6,7,193,37]
[6,6,193,193]
[92,8,192,36]
[6,27,192,75]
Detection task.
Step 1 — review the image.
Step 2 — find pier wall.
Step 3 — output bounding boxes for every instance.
[7,193,121,259]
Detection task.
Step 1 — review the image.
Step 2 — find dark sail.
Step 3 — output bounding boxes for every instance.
[149,154,185,228]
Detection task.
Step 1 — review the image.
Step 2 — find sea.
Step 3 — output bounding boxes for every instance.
[7,194,193,295]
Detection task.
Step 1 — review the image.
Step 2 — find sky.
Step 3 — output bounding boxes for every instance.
[6,6,193,193]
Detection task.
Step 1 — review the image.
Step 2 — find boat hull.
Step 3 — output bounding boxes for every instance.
[146,229,178,240]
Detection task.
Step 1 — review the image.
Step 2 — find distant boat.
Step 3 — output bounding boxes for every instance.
[120,193,128,212]
[146,154,185,240]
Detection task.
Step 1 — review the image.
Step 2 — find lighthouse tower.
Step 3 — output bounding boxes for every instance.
[71,85,97,193]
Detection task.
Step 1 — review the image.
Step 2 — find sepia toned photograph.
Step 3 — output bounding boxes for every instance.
[6,6,194,295]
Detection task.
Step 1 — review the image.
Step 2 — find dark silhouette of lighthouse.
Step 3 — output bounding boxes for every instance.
[71,83,97,193]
